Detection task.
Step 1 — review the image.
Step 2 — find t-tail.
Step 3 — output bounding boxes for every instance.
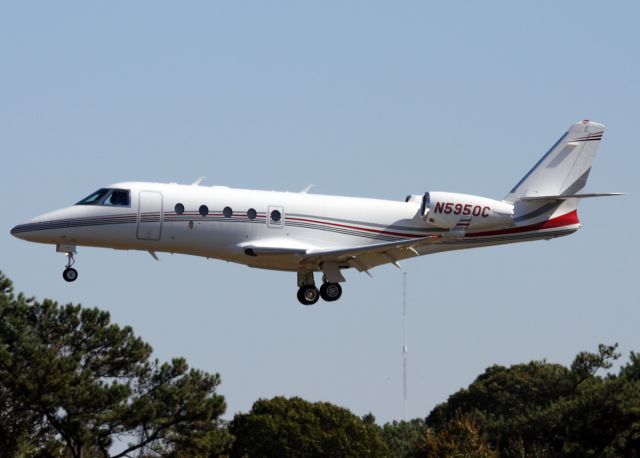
[503,120,623,229]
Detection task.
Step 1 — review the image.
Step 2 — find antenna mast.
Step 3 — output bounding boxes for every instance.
[402,271,408,420]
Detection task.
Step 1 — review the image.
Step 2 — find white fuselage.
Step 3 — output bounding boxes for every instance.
[11,181,579,273]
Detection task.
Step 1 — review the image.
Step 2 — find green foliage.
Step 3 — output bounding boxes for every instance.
[0,272,61,456]
[427,360,574,454]
[3,269,640,457]
[412,413,495,458]
[229,396,388,458]
[426,344,640,457]
[570,343,620,383]
[0,271,227,458]
[558,356,640,457]
[381,418,428,458]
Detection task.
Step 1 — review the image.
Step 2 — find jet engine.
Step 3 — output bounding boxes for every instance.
[421,192,514,231]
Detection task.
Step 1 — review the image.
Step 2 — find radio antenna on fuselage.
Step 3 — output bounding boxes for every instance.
[300,184,315,194]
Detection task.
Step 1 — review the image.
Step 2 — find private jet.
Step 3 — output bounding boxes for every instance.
[11,120,621,305]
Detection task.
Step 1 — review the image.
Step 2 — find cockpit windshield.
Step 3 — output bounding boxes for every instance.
[104,189,130,206]
[76,188,130,206]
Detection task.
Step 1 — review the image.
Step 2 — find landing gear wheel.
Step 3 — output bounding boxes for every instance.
[63,268,78,282]
[297,285,320,306]
[320,282,342,302]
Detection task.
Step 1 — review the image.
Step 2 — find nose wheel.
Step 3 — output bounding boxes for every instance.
[62,252,78,282]
[63,267,78,282]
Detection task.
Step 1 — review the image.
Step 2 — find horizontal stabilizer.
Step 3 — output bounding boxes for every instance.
[519,193,624,202]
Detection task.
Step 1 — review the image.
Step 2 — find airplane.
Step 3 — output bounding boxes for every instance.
[11,120,622,305]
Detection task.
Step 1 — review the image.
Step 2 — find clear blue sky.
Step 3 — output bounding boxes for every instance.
[1,1,638,423]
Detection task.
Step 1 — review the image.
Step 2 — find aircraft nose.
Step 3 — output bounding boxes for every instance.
[11,206,89,243]
[10,222,37,241]
[10,208,71,242]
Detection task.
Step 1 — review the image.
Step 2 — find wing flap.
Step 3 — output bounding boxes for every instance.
[301,235,439,265]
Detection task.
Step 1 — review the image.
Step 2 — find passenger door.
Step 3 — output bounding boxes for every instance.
[137,191,163,240]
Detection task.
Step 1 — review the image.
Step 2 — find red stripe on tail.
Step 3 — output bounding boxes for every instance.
[467,210,579,238]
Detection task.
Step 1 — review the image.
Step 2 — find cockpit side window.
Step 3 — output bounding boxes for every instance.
[104,189,130,206]
[76,188,130,206]
[76,189,110,205]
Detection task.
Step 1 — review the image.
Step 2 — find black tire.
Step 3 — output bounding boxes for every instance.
[297,285,319,306]
[63,268,78,282]
[320,282,342,302]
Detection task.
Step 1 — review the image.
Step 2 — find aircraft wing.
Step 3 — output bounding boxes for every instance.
[239,235,441,272]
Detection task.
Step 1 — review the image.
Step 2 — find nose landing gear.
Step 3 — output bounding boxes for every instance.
[59,248,78,282]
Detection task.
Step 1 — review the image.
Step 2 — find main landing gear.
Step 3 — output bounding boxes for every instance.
[296,272,343,306]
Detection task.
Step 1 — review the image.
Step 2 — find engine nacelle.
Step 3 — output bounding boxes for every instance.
[423,192,514,231]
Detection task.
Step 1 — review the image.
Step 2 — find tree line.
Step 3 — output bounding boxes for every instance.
[1,271,638,457]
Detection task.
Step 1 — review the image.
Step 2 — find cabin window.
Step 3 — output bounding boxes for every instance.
[199,205,209,217]
[103,189,130,206]
[247,208,257,220]
[223,206,233,218]
[270,209,281,222]
[175,203,185,215]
